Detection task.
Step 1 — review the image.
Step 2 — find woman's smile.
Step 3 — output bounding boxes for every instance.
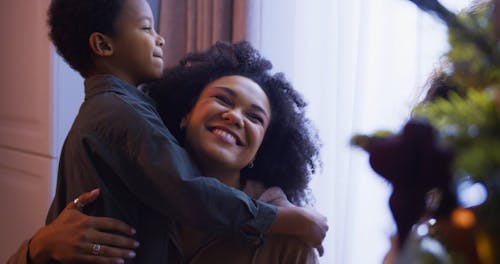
[209,126,243,146]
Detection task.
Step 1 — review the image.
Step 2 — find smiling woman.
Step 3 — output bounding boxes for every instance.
[148,41,321,206]
[145,41,323,263]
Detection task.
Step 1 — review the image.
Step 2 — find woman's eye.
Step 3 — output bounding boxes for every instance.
[248,113,264,124]
[214,95,232,106]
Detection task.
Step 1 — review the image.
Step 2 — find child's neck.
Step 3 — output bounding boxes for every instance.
[89,61,139,87]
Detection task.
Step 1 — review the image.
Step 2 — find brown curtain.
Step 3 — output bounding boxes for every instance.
[158,0,261,67]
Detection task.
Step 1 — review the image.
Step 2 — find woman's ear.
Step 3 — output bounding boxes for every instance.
[88,32,114,56]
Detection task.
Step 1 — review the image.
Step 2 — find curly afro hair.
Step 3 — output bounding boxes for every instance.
[48,0,126,77]
[146,41,321,205]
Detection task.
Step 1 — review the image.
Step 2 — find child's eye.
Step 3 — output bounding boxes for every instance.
[142,26,152,32]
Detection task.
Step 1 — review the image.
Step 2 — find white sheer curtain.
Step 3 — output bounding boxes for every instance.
[258,0,472,263]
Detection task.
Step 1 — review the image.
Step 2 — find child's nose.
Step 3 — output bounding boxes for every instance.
[156,34,165,47]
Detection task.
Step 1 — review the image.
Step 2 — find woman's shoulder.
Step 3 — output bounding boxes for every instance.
[243,180,292,207]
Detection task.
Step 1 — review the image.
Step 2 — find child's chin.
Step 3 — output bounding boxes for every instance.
[145,72,163,82]
[153,69,163,79]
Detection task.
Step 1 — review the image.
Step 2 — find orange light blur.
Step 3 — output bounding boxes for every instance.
[451,208,475,229]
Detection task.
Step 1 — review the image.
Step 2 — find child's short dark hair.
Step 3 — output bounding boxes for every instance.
[48,0,126,77]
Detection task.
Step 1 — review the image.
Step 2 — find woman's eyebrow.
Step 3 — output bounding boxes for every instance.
[213,86,237,97]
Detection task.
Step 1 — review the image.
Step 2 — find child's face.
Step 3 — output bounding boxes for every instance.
[110,0,164,86]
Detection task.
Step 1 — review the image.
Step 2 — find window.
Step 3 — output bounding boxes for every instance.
[258,0,472,263]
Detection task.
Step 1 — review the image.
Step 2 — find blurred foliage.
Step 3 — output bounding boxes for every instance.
[352,0,500,262]
[414,88,500,181]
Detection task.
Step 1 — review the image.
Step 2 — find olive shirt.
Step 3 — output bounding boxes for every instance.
[44,75,277,263]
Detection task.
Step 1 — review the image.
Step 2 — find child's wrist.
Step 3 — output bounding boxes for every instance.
[269,206,303,236]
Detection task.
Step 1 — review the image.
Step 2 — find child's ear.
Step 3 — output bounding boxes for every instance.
[88,32,114,56]
[180,116,188,129]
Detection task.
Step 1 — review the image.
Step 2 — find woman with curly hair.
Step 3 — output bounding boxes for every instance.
[148,41,320,206]
[145,40,322,263]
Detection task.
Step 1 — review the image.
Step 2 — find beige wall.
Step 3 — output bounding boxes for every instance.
[0,1,53,261]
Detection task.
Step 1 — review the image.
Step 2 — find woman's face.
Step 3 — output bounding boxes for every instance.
[181,75,271,173]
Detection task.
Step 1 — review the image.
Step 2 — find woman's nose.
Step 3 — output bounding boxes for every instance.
[222,110,244,128]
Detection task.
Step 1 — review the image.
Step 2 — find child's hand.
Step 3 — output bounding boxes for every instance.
[269,206,328,256]
[296,206,328,256]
